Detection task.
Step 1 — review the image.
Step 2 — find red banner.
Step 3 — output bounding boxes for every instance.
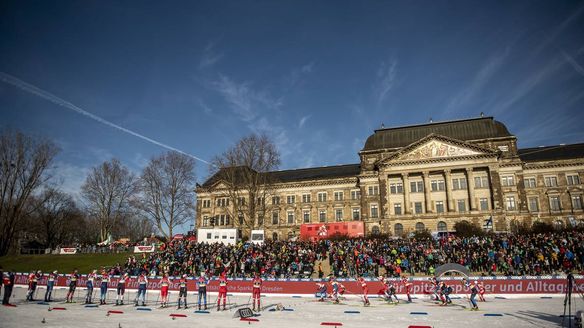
[300,221,364,241]
[13,274,583,295]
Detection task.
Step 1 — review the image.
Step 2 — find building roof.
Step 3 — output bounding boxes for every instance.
[268,163,360,183]
[518,143,584,162]
[201,163,361,188]
[362,116,513,151]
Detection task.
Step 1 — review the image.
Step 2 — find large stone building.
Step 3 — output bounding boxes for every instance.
[195,116,584,240]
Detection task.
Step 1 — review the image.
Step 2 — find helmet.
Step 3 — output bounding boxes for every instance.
[474,280,478,284]
[37,270,42,274]
[200,272,205,277]
[53,270,58,274]
[182,274,187,278]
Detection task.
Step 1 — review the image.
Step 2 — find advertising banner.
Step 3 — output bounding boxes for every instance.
[13,274,582,295]
[58,248,77,255]
[133,245,156,253]
[300,221,364,241]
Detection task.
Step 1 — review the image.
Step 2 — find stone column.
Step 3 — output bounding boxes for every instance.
[445,169,454,212]
[402,173,410,215]
[423,171,432,213]
[466,168,476,211]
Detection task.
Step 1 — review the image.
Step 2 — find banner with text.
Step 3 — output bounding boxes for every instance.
[12,274,583,295]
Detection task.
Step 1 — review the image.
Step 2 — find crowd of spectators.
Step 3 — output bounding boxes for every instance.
[118,231,584,278]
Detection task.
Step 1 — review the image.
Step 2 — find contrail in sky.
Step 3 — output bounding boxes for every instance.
[0,72,211,165]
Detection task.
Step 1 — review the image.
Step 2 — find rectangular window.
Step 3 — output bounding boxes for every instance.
[545,176,558,187]
[272,211,279,225]
[474,176,489,189]
[431,180,445,191]
[272,196,280,205]
[238,214,244,225]
[410,181,424,193]
[237,197,245,206]
[389,183,403,194]
[203,216,209,226]
[319,209,326,222]
[457,199,466,212]
[368,186,379,196]
[334,191,344,201]
[501,176,515,187]
[335,209,343,221]
[524,177,537,188]
[435,201,444,214]
[303,210,310,223]
[202,200,211,208]
[394,203,402,215]
[479,198,489,211]
[318,192,327,202]
[302,194,311,203]
[549,196,561,211]
[572,196,583,210]
[452,178,467,190]
[256,197,264,205]
[370,204,378,218]
[216,198,229,207]
[352,208,360,220]
[505,196,516,211]
[287,211,295,224]
[351,190,361,200]
[287,195,295,204]
[567,174,581,185]
[528,197,539,212]
[414,202,423,214]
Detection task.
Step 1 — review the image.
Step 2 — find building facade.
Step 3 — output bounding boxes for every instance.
[195,117,584,240]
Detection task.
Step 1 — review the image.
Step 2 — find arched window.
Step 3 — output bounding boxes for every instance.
[372,226,380,235]
[437,221,447,232]
[394,223,404,237]
[415,222,425,232]
[272,232,278,241]
[554,220,564,230]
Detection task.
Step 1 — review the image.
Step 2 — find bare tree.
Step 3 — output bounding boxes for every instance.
[81,159,138,243]
[31,187,79,249]
[0,131,59,255]
[209,133,280,234]
[137,151,196,240]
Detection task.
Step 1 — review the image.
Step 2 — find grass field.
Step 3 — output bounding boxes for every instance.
[0,252,132,273]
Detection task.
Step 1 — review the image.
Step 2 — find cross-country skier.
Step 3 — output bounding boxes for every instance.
[252,272,262,311]
[386,280,399,304]
[66,269,80,303]
[116,273,129,305]
[160,273,171,308]
[99,269,109,305]
[429,276,440,301]
[477,280,486,302]
[177,274,188,309]
[134,272,148,306]
[401,275,413,302]
[85,270,97,304]
[316,282,328,302]
[217,272,228,311]
[438,281,452,306]
[338,282,346,300]
[2,271,15,305]
[462,278,479,311]
[358,276,370,307]
[331,277,340,304]
[197,272,208,310]
[26,270,40,301]
[45,270,57,302]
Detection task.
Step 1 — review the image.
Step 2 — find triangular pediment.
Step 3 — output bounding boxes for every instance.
[380,134,497,164]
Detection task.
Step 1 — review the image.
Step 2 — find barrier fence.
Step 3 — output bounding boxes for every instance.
[12,273,583,295]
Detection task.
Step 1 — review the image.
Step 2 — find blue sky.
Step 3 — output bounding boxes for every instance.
[1,0,584,200]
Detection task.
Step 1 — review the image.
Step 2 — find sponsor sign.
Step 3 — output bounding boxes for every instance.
[133,245,156,253]
[13,273,582,295]
[300,221,364,241]
[58,248,77,255]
